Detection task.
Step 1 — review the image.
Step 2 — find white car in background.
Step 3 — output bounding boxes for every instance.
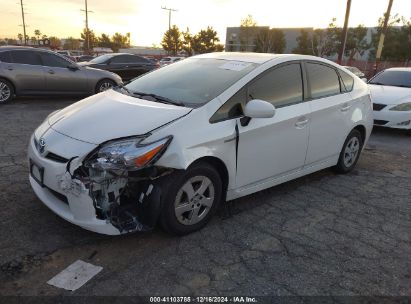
[369,68,411,130]
[159,56,183,67]
[28,53,373,236]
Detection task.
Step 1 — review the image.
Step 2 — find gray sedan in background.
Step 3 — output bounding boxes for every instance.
[0,46,122,103]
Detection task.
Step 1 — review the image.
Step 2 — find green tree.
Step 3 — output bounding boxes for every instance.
[17,33,23,44]
[63,37,80,50]
[255,28,286,53]
[344,25,369,62]
[111,32,130,52]
[34,29,41,41]
[49,36,61,49]
[239,14,257,51]
[370,14,411,61]
[182,28,193,56]
[81,28,98,51]
[191,26,224,54]
[312,18,340,57]
[161,25,183,55]
[30,36,37,45]
[292,29,313,54]
[98,33,112,48]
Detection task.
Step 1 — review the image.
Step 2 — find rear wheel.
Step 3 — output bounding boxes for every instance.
[159,162,222,235]
[334,129,363,173]
[0,79,14,104]
[95,79,116,93]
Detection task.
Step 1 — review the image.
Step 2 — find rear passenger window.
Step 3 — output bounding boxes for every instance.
[0,51,12,63]
[248,63,303,108]
[339,69,354,92]
[307,63,340,99]
[11,50,42,66]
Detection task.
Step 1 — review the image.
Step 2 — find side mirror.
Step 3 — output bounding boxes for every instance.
[67,64,79,71]
[244,99,275,118]
[360,76,367,83]
[241,99,275,127]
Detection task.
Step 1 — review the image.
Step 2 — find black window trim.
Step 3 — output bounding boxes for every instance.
[303,60,345,101]
[210,60,306,124]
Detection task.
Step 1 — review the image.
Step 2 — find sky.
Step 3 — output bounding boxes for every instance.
[1,0,411,46]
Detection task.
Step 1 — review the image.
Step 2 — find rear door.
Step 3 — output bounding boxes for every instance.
[7,50,46,93]
[304,61,353,166]
[39,52,88,94]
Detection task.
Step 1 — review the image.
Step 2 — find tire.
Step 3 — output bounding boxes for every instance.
[334,129,363,174]
[159,162,222,235]
[0,79,14,104]
[95,79,116,93]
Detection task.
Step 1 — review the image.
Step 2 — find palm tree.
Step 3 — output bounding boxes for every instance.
[17,33,23,44]
[34,29,41,41]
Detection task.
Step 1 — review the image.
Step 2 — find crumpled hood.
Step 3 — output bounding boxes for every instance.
[48,90,191,144]
[369,84,411,105]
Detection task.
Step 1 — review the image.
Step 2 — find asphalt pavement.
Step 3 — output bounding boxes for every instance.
[0,97,410,296]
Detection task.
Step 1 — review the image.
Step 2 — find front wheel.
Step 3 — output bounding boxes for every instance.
[334,129,363,174]
[95,79,116,93]
[159,162,222,235]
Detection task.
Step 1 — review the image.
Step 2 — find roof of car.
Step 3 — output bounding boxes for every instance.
[385,67,411,72]
[195,52,291,64]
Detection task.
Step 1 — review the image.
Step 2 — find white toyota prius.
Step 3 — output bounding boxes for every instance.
[28,53,373,235]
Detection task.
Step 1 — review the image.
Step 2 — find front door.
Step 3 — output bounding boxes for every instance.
[39,52,88,94]
[236,62,310,188]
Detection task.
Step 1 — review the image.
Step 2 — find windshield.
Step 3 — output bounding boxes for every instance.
[124,58,257,107]
[89,54,113,64]
[369,70,411,87]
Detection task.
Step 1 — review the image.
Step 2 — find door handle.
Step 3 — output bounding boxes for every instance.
[7,66,13,71]
[295,118,309,128]
[341,104,351,112]
[48,70,55,74]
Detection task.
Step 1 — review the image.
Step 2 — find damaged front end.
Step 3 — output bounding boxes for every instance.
[58,135,174,234]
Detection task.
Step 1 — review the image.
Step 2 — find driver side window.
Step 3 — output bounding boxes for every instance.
[40,52,71,68]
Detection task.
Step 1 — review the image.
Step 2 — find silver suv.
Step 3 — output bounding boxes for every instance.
[0,46,122,103]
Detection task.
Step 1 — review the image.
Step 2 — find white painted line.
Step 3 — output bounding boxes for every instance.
[47,260,103,291]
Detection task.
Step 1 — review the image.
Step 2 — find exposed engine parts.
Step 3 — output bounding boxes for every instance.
[57,156,173,234]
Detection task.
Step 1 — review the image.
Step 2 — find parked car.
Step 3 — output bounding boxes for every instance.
[75,55,95,62]
[0,46,122,103]
[55,50,76,62]
[343,66,367,81]
[369,67,411,130]
[79,53,158,81]
[28,53,372,236]
[159,56,183,67]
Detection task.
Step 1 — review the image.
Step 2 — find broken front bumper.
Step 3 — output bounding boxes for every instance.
[28,132,122,235]
[28,130,164,235]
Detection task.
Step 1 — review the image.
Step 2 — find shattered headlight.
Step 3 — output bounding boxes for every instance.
[390,102,411,111]
[85,136,172,171]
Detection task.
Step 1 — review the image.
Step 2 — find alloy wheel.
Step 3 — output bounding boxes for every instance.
[174,176,215,225]
[343,136,360,168]
[99,81,114,92]
[0,81,11,103]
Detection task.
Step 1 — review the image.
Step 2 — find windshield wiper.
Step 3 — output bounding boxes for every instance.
[132,91,185,106]
[114,84,132,95]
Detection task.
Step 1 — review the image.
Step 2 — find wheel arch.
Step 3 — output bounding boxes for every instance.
[187,156,229,201]
[0,77,16,95]
[353,124,366,143]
